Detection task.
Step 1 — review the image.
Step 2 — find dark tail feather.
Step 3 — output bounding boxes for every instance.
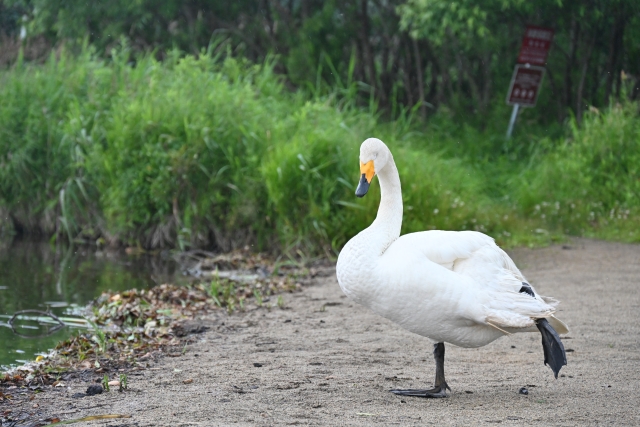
[536,318,567,378]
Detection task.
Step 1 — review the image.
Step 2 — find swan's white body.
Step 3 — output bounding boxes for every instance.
[336,138,567,349]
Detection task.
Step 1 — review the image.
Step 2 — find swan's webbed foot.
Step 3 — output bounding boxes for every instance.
[390,383,450,398]
[389,342,451,398]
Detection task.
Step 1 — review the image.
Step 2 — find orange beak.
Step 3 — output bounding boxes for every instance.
[360,160,375,183]
[356,160,375,198]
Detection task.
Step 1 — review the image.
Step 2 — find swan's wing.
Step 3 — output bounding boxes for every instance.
[392,230,496,270]
[392,231,516,279]
[390,230,568,333]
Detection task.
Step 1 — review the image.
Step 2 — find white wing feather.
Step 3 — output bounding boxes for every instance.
[392,230,567,333]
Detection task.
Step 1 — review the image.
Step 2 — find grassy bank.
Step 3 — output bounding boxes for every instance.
[0,48,638,254]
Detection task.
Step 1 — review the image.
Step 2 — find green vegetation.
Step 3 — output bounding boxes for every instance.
[515,104,640,241]
[0,49,637,253]
[88,319,107,354]
[101,374,110,392]
[1,1,638,252]
[2,1,638,125]
[119,373,128,391]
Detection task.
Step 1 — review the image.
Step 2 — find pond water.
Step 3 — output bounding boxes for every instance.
[0,240,181,371]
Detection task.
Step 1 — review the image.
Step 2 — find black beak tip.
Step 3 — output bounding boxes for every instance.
[355,174,370,198]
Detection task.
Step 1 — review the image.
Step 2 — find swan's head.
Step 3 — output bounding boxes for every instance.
[356,138,389,197]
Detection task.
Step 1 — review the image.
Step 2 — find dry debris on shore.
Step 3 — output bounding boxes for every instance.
[0,250,327,415]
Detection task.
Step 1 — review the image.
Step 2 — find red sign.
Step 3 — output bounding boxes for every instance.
[506,65,545,107]
[518,25,554,65]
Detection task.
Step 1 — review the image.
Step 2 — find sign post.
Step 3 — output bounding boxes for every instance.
[505,65,545,138]
[506,25,554,138]
[506,104,520,140]
[506,65,546,106]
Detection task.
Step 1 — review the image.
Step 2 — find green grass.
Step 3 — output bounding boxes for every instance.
[0,47,638,254]
[513,104,640,242]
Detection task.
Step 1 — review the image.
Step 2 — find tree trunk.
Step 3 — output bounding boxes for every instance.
[383,34,401,107]
[481,51,493,112]
[359,0,382,104]
[562,17,579,122]
[447,29,482,113]
[354,40,366,84]
[379,41,394,110]
[422,39,439,110]
[402,43,414,107]
[440,46,455,106]
[614,25,625,100]
[545,68,565,123]
[261,0,277,47]
[576,34,596,124]
[412,38,426,118]
[604,11,625,105]
[631,75,640,101]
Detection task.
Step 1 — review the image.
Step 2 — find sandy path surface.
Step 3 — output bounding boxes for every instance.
[25,239,640,425]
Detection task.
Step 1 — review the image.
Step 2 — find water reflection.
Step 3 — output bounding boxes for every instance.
[0,240,180,370]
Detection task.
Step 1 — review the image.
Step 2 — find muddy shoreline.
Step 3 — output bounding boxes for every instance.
[3,239,640,426]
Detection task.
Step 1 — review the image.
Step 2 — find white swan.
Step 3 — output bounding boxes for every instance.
[336,138,568,398]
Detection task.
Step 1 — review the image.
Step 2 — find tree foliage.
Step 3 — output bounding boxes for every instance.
[1,0,639,123]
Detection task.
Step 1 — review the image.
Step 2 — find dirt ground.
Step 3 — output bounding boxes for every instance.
[20,239,640,425]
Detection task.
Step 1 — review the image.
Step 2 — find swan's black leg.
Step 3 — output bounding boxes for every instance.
[390,342,451,398]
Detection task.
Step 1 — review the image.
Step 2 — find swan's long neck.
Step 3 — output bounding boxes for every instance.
[336,149,403,304]
[361,154,403,255]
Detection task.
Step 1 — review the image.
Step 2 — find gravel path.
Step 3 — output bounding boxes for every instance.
[25,239,640,425]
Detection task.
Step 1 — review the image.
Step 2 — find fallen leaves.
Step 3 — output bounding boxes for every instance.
[1,250,319,400]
